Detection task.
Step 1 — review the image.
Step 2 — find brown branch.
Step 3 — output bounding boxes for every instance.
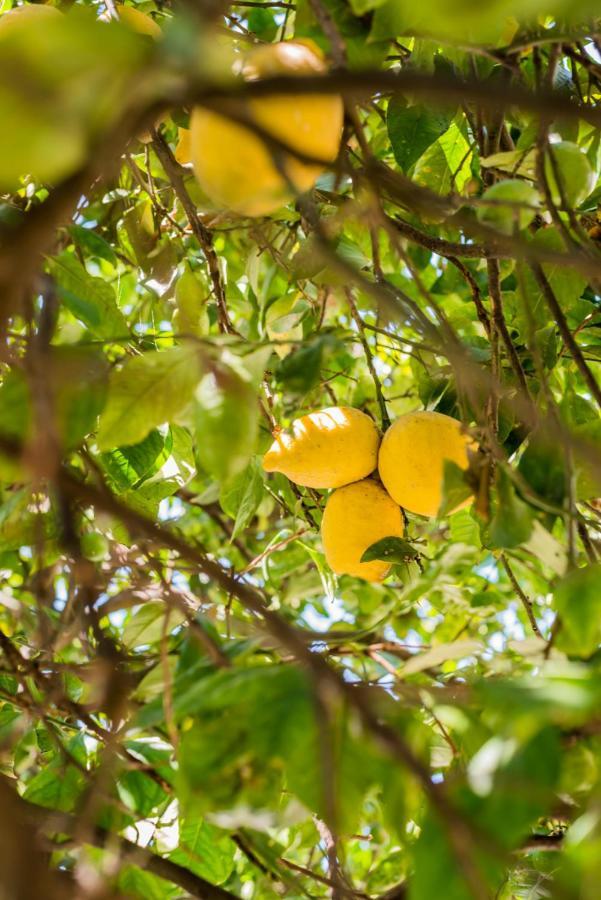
[189,68,601,132]
[151,129,237,335]
[500,554,543,638]
[345,288,390,429]
[530,262,601,408]
[447,257,491,337]
[0,774,239,900]
[486,258,532,402]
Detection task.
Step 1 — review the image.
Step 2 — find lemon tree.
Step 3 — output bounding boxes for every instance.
[0,2,601,899]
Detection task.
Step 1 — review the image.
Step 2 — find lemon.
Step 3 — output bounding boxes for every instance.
[262,407,379,489]
[378,411,474,517]
[189,41,343,216]
[115,4,161,38]
[321,479,403,582]
[175,127,192,165]
[0,4,61,34]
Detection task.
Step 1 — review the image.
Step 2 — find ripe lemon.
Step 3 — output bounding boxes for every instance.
[262,407,379,489]
[175,127,192,165]
[378,411,474,518]
[115,4,161,38]
[0,4,61,34]
[321,479,403,582]
[189,41,343,216]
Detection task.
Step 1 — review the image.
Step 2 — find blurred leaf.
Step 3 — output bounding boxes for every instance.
[194,361,259,483]
[401,640,483,676]
[220,457,264,539]
[175,264,210,336]
[476,179,539,235]
[275,335,339,395]
[0,488,59,552]
[554,564,601,658]
[122,601,186,648]
[487,470,534,549]
[439,460,473,517]
[169,820,236,885]
[23,760,85,812]
[517,229,587,329]
[0,9,151,189]
[518,429,566,507]
[544,141,595,207]
[117,866,178,900]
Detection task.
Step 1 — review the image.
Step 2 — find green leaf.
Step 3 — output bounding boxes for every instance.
[0,488,59,552]
[0,348,107,450]
[194,362,259,482]
[439,459,473,517]
[177,665,315,815]
[348,0,388,14]
[544,141,595,207]
[487,470,534,550]
[469,727,561,848]
[0,9,150,190]
[102,428,171,492]
[117,866,178,900]
[387,98,451,173]
[220,457,264,539]
[517,228,587,330]
[410,808,485,900]
[361,536,421,564]
[97,344,204,451]
[50,252,128,339]
[117,769,169,817]
[175,264,210,337]
[68,224,118,266]
[23,761,85,811]
[518,429,566,507]
[122,601,186,648]
[122,426,196,515]
[169,820,236,885]
[553,564,601,658]
[414,118,472,195]
[275,335,338,395]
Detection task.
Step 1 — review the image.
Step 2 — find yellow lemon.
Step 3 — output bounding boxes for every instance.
[190,41,343,216]
[0,4,61,34]
[115,4,161,38]
[321,479,403,582]
[378,411,474,518]
[175,127,192,165]
[262,407,379,489]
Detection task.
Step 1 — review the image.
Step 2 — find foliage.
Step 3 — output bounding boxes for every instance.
[0,1,601,899]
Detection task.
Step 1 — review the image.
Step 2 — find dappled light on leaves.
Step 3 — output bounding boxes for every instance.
[0,0,601,899]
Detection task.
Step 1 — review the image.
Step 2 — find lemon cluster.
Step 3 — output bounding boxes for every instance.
[263,407,474,582]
